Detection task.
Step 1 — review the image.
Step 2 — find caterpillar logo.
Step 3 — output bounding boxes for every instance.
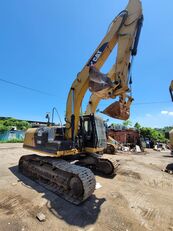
[87,42,108,67]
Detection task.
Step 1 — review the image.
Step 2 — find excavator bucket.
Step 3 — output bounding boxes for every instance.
[102,101,130,120]
[89,66,113,93]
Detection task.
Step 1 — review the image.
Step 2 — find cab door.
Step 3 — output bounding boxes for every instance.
[80,115,97,148]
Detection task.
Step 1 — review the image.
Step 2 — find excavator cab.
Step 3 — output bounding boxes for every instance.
[79,115,107,150]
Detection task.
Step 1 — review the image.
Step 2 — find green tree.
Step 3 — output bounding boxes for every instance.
[122,119,132,127]
[3,118,17,127]
[0,118,31,132]
[0,124,9,132]
[140,127,166,143]
[134,122,141,130]
[163,126,173,132]
[16,120,31,130]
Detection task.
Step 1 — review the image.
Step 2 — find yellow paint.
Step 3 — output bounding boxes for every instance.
[24,128,37,147]
[84,147,103,153]
[56,149,79,157]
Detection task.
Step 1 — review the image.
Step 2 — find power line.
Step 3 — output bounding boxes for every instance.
[133,101,172,105]
[0,77,55,96]
[0,76,172,105]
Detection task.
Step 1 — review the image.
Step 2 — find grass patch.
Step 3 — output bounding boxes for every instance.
[0,139,24,143]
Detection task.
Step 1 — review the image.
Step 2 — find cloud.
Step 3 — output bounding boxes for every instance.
[161,111,168,115]
[146,113,152,117]
[161,111,173,116]
[131,109,173,128]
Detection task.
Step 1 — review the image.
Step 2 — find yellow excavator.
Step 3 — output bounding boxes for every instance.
[169,81,173,154]
[163,81,173,174]
[19,0,143,204]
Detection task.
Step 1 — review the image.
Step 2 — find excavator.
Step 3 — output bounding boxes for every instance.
[168,81,173,155]
[162,81,173,174]
[19,0,143,204]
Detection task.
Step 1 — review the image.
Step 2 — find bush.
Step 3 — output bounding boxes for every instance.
[140,127,166,143]
[0,124,9,132]
[0,118,31,132]
[0,138,24,143]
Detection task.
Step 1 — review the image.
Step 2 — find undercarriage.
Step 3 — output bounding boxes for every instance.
[73,153,119,176]
[19,153,119,204]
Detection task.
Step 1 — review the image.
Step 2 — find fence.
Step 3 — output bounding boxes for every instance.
[0,130,25,141]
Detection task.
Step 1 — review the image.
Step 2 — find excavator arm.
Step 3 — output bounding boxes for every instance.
[65,0,143,139]
[86,3,143,119]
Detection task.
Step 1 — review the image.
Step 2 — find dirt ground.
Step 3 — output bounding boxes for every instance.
[0,143,173,231]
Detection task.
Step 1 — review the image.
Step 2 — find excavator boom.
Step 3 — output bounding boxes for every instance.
[65,0,143,139]
[86,0,143,120]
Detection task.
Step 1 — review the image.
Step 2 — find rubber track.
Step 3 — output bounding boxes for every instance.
[19,155,96,205]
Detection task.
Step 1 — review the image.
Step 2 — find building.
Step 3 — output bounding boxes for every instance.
[108,127,140,144]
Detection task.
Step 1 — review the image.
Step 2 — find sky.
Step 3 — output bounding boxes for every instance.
[0,0,173,128]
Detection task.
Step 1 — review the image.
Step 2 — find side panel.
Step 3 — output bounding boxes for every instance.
[24,128,37,147]
[23,127,78,157]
